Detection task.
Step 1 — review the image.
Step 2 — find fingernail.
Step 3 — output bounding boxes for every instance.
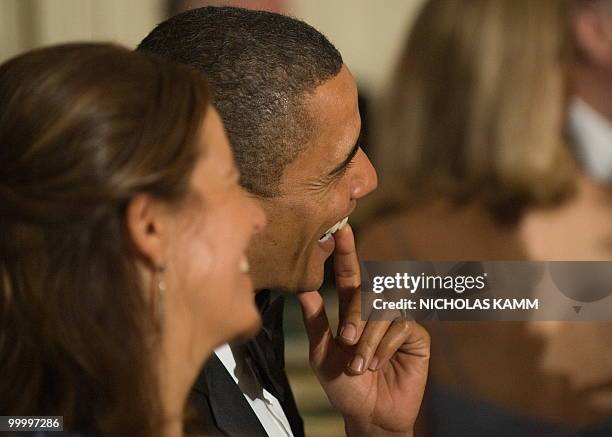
[350,355,365,373]
[369,357,379,371]
[340,324,357,343]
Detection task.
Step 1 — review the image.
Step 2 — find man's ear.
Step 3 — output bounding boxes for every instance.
[126,194,168,268]
[573,5,612,68]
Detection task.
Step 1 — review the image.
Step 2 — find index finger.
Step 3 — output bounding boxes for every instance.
[333,223,361,293]
[333,223,367,343]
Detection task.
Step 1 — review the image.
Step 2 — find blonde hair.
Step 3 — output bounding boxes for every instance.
[377,0,576,222]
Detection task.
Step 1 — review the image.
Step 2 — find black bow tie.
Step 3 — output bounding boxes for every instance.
[245,289,287,402]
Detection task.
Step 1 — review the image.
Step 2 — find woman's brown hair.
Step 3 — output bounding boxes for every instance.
[0,43,209,436]
[377,0,577,223]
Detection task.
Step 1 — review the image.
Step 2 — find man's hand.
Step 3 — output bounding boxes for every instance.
[297,224,430,437]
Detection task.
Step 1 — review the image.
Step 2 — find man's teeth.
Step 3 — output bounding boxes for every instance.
[338,216,349,229]
[319,232,333,243]
[239,257,250,273]
[319,216,349,242]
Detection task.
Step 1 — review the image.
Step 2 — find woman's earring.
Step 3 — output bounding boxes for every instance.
[155,264,166,327]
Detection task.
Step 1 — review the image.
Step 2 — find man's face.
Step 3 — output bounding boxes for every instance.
[247,65,378,293]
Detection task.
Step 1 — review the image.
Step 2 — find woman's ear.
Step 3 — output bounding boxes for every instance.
[126,193,168,268]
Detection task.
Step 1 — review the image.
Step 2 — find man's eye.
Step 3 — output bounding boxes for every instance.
[335,159,355,178]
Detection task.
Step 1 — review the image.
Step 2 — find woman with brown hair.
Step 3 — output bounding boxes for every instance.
[361,0,612,435]
[0,43,265,436]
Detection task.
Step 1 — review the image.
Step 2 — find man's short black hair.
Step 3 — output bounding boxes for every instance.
[138,7,343,196]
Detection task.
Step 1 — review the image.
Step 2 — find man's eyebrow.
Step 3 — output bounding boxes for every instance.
[327,140,360,178]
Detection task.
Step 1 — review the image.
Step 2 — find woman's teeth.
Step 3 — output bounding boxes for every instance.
[319,216,349,242]
[239,257,250,273]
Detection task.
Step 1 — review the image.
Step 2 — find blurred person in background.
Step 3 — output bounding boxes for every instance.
[568,0,612,181]
[0,43,265,437]
[169,0,285,16]
[524,0,612,430]
[140,7,430,437]
[360,0,612,435]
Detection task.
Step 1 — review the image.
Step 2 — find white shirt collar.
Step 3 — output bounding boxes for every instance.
[568,97,612,181]
[214,343,295,437]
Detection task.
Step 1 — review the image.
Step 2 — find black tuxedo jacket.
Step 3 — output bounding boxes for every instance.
[188,291,305,436]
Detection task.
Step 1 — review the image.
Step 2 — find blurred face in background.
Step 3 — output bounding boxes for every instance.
[573,0,612,73]
[247,65,378,293]
[571,0,612,122]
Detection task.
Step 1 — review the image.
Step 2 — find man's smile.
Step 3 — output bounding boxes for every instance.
[319,216,349,242]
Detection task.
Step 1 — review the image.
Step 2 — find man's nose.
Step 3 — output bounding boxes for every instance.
[351,149,378,199]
